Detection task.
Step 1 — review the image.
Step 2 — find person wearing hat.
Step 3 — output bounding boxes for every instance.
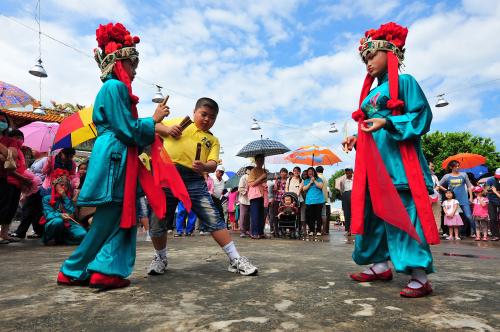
[212,165,226,220]
[342,22,439,298]
[486,168,500,241]
[41,169,87,245]
[57,22,170,290]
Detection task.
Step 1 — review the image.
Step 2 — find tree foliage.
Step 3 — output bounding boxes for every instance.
[328,169,345,202]
[421,131,499,176]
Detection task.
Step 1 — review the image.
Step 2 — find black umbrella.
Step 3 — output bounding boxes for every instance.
[236,139,290,158]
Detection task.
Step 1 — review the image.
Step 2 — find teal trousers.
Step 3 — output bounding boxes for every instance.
[352,191,434,275]
[43,218,87,245]
[60,203,137,280]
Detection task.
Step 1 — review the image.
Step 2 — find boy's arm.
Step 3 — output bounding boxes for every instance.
[155,122,182,139]
[192,160,217,174]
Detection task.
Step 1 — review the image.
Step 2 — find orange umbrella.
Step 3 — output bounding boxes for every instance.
[286,145,341,166]
[441,153,486,170]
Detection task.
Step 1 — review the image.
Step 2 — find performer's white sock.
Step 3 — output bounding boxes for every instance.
[363,261,389,275]
[222,241,241,261]
[408,269,428,289]
[156,247,168,259]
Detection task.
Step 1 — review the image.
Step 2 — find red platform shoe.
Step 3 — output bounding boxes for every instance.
[89,272,131,290]
[400,279,433,298]
[56,272,89,286]
[350,268,393,282]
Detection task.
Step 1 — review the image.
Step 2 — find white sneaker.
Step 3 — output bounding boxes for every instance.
[316,232,322,236]
[308,232,313,236]
[148,254,167,275]
[228,256,258,276]
[445,235,453,240]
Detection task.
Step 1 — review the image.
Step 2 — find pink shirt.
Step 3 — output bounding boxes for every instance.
[472,197,489,218]
[227,191,238,213]
[205,176,214,195]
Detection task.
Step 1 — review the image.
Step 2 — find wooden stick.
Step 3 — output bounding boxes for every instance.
[160,95,170,106]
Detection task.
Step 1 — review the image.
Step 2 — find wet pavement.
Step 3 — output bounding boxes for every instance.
[1,227,499,331]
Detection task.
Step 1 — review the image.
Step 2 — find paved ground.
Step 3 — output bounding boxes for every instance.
[1,227,499,332]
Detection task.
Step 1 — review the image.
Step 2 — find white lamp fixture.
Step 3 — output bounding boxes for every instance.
[29,0,48,78]
[33,107,46,115]
[152,85,164,103]
[29,59,48,78]
[251,118,261,130]
[435,94,449,107]
[220,147,224,155]
[329,122,338,133]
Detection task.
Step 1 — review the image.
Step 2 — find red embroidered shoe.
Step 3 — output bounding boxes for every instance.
[350,268,393,282]
[56,272,89,286]
[89,272,131,290]
[400,279,433,298]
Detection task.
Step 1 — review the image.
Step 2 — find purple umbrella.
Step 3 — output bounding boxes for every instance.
[0,81,35,108]
[19,121,59,152]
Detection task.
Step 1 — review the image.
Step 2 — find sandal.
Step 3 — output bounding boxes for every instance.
[350,267,393,282]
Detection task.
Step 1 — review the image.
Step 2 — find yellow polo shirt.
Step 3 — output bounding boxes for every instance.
[160,117,220,169]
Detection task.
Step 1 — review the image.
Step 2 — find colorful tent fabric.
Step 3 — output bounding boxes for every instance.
[19,121,59,152]
[0,81,35,108]
[53,106,97,149]
[286,145,341,166]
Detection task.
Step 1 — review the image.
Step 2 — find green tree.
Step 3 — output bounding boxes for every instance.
[328,169,345,202]
[421,131,499,176]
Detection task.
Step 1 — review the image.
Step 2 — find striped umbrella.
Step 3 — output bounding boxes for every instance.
[286,145,341,166]
[53,106,97,149]
[236,139,290,158]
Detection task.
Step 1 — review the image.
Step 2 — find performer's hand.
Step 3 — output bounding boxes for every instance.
[361,118,386,133]
[152,104,170,123]
[61,213,71,220]
[192,160,206,174]
[342,136,357,151]
[57,187,66,197]
[165,125,182,139]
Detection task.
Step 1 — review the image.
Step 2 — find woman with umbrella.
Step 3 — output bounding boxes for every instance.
[247,154,268,239]
[438,160,474,237]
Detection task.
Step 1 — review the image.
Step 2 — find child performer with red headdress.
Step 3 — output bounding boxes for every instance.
[57,23,170,290]
[342,22,440,298]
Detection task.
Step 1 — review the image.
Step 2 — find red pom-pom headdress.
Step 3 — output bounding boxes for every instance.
[358,22,408,65]
[94,23,141,81]
[50,169,71,206]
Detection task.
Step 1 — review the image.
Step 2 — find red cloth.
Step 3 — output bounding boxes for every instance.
[6,144,27,189]
[351,52,439,245]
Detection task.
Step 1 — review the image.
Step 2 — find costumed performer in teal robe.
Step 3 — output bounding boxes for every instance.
[57,22,170,290]
[41,169,86,245]
[342,22,440,298]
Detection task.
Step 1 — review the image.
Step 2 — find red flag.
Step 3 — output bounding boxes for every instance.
[151,135,192,212]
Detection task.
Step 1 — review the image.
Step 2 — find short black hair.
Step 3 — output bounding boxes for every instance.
[444,190,456,199]
[61,148,76,156]
[6,128,24,139]
[280,168,288,174]
[345,167,353,172]
[315,166,324,173]
[195,97,219,114]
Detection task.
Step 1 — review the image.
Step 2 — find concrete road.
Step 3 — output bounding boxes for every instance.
[1,230,499,331]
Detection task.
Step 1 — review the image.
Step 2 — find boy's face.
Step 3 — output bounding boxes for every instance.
[284,197,292,205]
[193,106,217,132]
[366,51,388,78]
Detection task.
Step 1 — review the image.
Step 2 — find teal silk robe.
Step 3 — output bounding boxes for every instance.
[352,73,435,274]
[61,77,155,280]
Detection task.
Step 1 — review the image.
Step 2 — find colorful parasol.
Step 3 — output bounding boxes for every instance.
[19,121,59,152]
[0,81,36,108]
[286,145,341,166]
[53,106,97,149]
[441,153,487,170]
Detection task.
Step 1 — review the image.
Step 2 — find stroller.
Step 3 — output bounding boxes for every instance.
[276,192,300,239]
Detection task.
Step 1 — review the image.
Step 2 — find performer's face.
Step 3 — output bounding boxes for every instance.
[366,51,387,78]
[193,106,217,131]
[122,58,139,82]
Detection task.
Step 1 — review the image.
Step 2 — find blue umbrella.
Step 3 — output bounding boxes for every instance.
[225,171,236,178]
[460,165,488,179]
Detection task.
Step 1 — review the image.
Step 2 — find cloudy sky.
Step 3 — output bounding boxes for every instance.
[1,0,499,178]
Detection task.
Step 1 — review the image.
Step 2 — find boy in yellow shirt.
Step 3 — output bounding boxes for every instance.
[149,97,258,276]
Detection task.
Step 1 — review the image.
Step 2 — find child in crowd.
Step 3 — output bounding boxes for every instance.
[472,186,489,241]
[277,195,298,220]
[41,169,87,245]
[151,97,258,276]
[227,188,239,231]
[442,190,463,240]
